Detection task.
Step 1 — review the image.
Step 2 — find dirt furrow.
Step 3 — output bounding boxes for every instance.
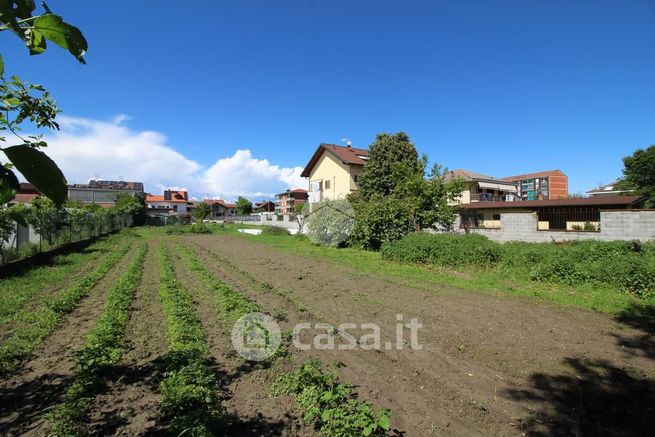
[189,234,655,436]
[0,244,139,436]
[168,242,309,436]
[85,239,170,436]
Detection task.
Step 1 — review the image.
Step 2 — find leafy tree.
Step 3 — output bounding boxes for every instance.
[25,195,59,244]
[193,201,211,222]
[357,132,420,199]
[0,1,88,206]
[0,206,16,262]
[617,145,655,207]
[350,132,465,250]
[112,192,145,217]
[235,196,253,215]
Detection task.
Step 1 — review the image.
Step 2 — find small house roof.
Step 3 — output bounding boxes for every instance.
[301,143,369,177]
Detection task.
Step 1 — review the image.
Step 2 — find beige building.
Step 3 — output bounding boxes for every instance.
[444,169,519,205]
[300,143,369,204]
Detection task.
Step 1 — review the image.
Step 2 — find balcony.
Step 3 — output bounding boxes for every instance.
[470,193,519,203]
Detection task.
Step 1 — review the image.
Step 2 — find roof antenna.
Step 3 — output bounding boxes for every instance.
[341,138,352,148]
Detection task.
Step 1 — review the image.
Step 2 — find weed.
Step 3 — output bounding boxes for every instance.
[157,246,221,435]
[48,243,148,436]
[0,241,133,375]
[271,359,391,436]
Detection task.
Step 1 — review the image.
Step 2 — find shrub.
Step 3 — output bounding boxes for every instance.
[18,242,39,258]
[190,223,211,234]
[165,225,187,235]
[260,226,290,236]
[381,232,502,268]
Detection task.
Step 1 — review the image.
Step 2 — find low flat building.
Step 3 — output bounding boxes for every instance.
[68,179,145,207]
[460,195,644,231]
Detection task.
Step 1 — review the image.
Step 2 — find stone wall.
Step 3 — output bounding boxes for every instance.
[232,213,300,231]
[460,211,655,243]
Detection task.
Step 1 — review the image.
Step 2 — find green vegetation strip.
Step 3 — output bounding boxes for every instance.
[271,360,391,436]
[0,242,133,375]
[0,232,130,326]
[157,246,221,435]
[178,244,260,320]
[47,243,148,436]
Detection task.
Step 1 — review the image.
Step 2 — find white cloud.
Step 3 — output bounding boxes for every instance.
[8,115,307,201]
[204,149,306,198]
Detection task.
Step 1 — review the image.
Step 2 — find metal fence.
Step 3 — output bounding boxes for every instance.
[0,214,132,265]
[536,208,601,231]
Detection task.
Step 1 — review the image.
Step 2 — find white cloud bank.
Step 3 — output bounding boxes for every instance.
[35,115,306,200]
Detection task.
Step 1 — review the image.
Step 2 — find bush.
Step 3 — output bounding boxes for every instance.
[18,243,39,258]
[382,232,655,297]
[260,226,290,236]
[165,225,187,235]
[381,232,502,268]
[190,223,211,234]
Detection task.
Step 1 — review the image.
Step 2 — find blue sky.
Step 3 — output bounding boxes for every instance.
[3,0,655,198]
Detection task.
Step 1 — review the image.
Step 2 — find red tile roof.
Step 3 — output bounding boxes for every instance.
[203,199,236,208]
[301,143,369,177]
[462,195,644,209]
[146,192,189,203]
[500,170,561,182]
[11,193,39,204]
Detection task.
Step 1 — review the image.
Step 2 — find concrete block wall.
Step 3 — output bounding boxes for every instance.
[232,214,300,231]
[461,211,655,243]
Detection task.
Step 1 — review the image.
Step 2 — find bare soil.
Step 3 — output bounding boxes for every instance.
[0,244,138,436]
[1,233,652,436]
[186,234,655,437]
[87,239,170,436]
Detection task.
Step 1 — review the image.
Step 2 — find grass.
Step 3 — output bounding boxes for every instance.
[0,232,128,327]
[232,231,653,316]
[47,243,148,436]
[0,241,134,376]
[157,246,221,435]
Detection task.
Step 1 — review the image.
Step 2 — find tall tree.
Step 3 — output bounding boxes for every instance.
[350,132,464,250]
[235,196,253,215]
[357,132,420,199]
[193,202,211,222]
[618,145,655,207]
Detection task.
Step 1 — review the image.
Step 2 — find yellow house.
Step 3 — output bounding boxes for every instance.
[300,143,369,205]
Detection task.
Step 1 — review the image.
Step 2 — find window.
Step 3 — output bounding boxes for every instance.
[492,214,501,221]
[324,180,330,189]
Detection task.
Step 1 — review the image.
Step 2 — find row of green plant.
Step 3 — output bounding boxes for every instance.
[47,243,148,436]
[271,360,391,436]
[157,246,221,435]
[0,233,127,326]
[178,243,392,435]
[0,241,133,375]
[177,245,260,320]
[381,233,655,297]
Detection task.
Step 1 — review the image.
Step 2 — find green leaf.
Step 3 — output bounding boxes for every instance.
[377,415,391,430]
[3,144,67,206]
[0,166,20,204]
[32,13,88,63]
[26,28,47,55]
[362,425,373,436]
